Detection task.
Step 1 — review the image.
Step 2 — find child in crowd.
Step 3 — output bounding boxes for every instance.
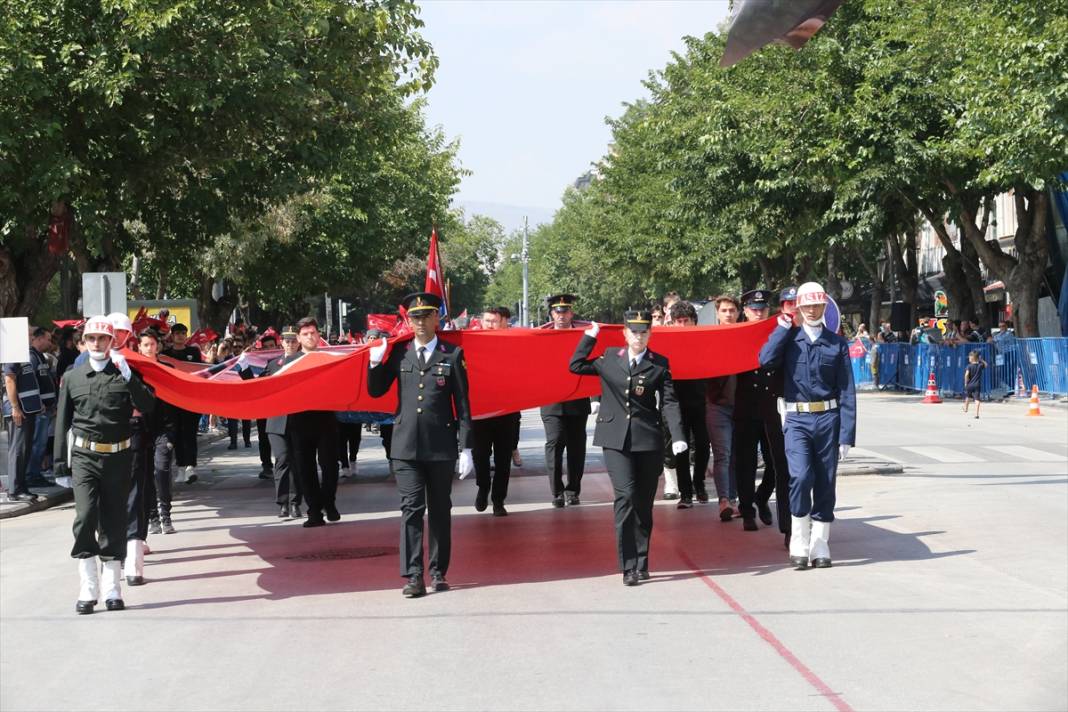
[963,350,987,419]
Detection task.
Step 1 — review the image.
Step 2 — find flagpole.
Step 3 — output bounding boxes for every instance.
[522,216,529,327]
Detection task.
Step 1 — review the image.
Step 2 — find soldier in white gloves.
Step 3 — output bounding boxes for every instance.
[52,316,155,614]
[758,283,857,570]
[367,293,473,598]
[568,309,687,586]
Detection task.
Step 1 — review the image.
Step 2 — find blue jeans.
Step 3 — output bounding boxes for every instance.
[705,404,736,500]
[27,411,51,478]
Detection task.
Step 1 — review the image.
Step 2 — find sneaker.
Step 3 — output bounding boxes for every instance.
[663,491,680,501]
[511,451,523,467]
[339,466,352,479]
[718,499,734,522]
[148,519,162,535]
[161,519,176,534]
[677,496,694,509]
[184,467,198,484]
[694,485,709,504]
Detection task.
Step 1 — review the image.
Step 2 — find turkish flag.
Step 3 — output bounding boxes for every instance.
[424,227,448,318]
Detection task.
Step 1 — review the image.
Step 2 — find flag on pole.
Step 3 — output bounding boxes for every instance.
[424,227,449,318]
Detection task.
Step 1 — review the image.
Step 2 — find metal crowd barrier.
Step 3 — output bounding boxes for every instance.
[850,338,1068,397]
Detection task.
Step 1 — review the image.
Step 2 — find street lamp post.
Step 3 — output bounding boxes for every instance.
[521,216,530,327]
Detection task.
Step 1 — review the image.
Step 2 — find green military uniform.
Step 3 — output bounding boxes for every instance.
[54,360,155,562]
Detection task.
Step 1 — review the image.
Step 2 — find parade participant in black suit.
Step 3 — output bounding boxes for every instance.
[540,293,593,507]
[471,307,520,516]
[664,301,710,509]
[162,323,203,484]
[367,293,473,598]
[569,309,686,586]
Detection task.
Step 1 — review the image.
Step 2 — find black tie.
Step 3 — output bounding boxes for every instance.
[418,346,427,368]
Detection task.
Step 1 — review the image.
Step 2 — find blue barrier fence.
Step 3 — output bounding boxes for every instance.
[851,338,1068,397]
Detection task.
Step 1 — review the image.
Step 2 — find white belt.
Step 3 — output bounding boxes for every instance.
[785,399,838,413]
[73,436,132,453]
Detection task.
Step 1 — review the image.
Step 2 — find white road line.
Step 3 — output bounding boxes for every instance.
[900,446,984,463]
[984,445,1068,463]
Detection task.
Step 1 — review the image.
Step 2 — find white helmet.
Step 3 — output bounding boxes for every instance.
[107,311,133,334]
[83,316,115,338]
[796,282,828,306]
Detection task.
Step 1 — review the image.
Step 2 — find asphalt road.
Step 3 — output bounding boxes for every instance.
[1,393,1066,711]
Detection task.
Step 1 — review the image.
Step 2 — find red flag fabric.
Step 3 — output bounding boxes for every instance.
[424,228,448,317]
[133,319,777,420]
[53,319,86,329]
[366,314,399,333]
[188,327,218,346]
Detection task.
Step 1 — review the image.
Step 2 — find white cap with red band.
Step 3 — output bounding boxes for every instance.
[84,316,115,338]
[796,282,828,306]
[108,311,133,334]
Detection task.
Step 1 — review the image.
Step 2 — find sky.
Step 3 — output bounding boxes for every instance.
[417,0,731,231]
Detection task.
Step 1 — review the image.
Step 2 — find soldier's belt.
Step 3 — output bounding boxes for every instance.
[785,399,838,413]
[72,436,132,453]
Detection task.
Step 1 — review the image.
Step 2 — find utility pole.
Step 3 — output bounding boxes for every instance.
[324,292,332,340]
[522,216,530,327]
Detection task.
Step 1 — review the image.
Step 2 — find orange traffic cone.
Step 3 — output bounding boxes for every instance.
[921,370,943,403]
[1025,385,1042,416]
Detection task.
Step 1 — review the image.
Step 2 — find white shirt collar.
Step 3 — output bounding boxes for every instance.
[629,349,647,366]
[88,355,108,371]
[414,335,438,355]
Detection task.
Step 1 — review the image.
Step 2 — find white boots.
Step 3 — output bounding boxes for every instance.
[100,560,125,610]
[76,557,100,614]
[789,515,832,570]
[124,539,145,586]
[663,467,679,500]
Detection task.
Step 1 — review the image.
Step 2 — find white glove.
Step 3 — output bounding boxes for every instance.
[111,351,132,382]
[839,444,851,460]
[584,322,600,338]
[368,337,388,367]
[236,352,249,370]
[777,313,793,329]
[672,440,688,455]
[457,448,474,479]
[590,401,600,415]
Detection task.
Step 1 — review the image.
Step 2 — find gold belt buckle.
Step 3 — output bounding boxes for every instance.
[809,402,827,413]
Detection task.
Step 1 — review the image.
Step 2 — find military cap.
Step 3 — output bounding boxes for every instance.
[623,308,653,333]
[546,293,577,313]
[779,285,798,304]
[280,325,298,337]
[741,289,770,308]
[402,292,442,315]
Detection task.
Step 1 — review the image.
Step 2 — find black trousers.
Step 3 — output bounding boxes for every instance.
[394,459,454,578]
[145,433,174,522]
[268,433,301,507]
[127,426,151,541]
[5,412,36,496]
[290,425,338,519]
[603,448,661,573]
[473,413,519,504]
[380,424,394,460]
[71,447,131,561]
[174,409,199,467]
[734,415,791,535]
[542,414,587,496]
[664,403,711,499]
[256,419,272,470]
[337,422,362,465]
[228,418,251,446]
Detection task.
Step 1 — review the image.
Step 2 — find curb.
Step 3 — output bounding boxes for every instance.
[0,487,74,520]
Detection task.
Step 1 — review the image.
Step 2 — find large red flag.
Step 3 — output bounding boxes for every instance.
[424,227,448,318]
[132,319,777,420]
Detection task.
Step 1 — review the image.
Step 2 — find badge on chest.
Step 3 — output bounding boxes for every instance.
[435,364,448,387]
[635,377,646,397]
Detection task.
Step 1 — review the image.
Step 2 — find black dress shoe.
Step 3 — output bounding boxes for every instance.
[259,469,273,480]
[126,576,144,586]
[694,487,709,504]
[403,575,426,598]
[325,504,341,522]
[75,600,95,615]
[677,496,693,509]
[105,598,125,611]
[475,488,489,512]
[756,500,773,526]
[638,570,650,581]
[303,517,325,528]
[565,492,580,506]
[227,442,237,450]
[431,574,450,592]
[279,506,289,518]
[623,571,640,586]
[290,504,304,519]
[742,516,758,531]
[551,496,565,508]
[492,503,508,517]
[789,556,810,570]
[8,492,41,503]
[811,558,833,568]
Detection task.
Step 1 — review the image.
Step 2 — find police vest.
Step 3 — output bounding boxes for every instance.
[33,349,57,408]
[9,351,43,414]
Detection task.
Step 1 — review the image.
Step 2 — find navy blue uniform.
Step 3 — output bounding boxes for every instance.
[759,323,856,522]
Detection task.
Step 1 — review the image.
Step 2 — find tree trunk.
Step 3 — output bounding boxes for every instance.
[3,223,63,319]
[854,245,885,329]
[959,236,989,328]
[197,276,238,333]
[940,248,976,321]
[956,187,1049,337]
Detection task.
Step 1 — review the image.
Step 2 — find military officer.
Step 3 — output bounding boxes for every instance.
[759,282,856,569]
[367,292,474,597]
[539,293,593,507]
[569,309,686,586]
[732,289,792,546]
[52,316,156,614]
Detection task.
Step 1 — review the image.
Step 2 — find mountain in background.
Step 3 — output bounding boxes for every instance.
[457,201,556,234]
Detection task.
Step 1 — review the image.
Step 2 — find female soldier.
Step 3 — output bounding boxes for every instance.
[569,309,686,586]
